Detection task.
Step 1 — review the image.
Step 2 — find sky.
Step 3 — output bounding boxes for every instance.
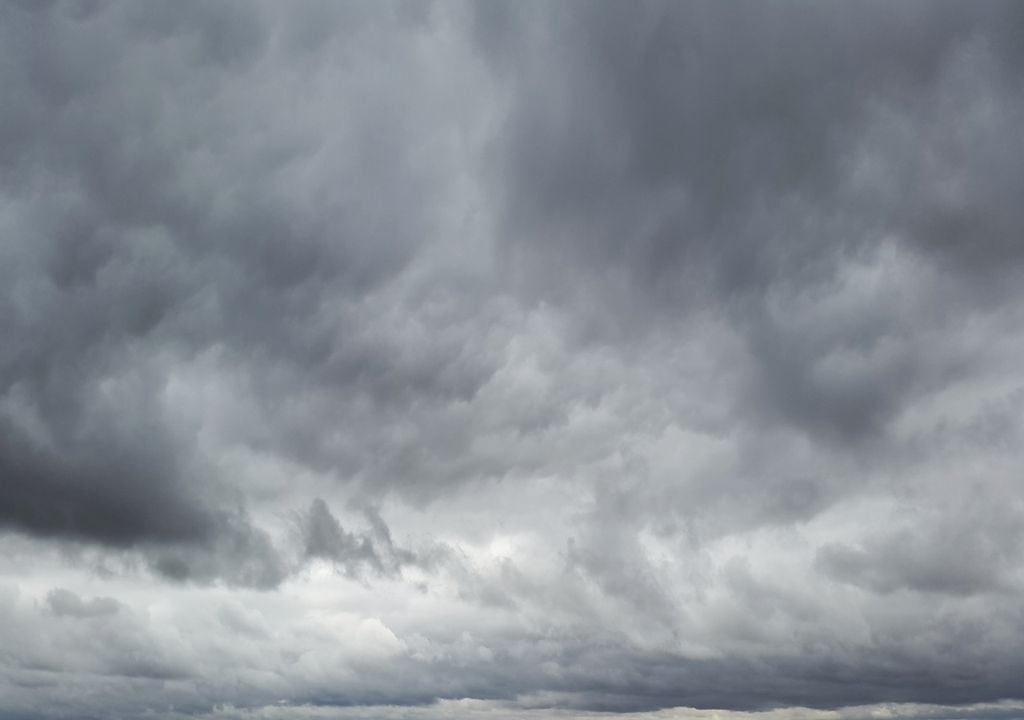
[2,1,1024,719]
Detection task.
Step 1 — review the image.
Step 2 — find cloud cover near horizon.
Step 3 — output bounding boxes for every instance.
[2,1,1024,718]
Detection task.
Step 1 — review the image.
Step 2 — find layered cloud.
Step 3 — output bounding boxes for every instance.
[1,2,1023,719]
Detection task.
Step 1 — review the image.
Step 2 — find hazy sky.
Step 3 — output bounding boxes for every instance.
[2,2,1024,719]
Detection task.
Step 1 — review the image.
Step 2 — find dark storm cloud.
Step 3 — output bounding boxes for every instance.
[0,0,475,569]
[0,420,214,546]
[2,1,1024,719]
[477,0,1024,277]
[476,0,1024,443]
[462,0,1024,712]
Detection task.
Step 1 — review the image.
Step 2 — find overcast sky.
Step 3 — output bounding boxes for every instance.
[2,2,1024,719]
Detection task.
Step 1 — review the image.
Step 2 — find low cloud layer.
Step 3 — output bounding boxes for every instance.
[2,2,1023,719]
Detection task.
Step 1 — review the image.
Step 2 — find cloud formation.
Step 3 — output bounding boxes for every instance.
[1,1,1023,719]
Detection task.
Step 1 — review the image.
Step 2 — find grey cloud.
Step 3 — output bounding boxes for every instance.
[476,0,1024,446]
[0,419,215,547]
[46,588,121,618]
[3,1,1024,718]
[0,0,477,568]
[148,512,289,589]
[2,585,190,695]
[817,501,1024,596]
[216,601,271,639]
[304,498,389,577]
[303,498,439,580]
[2,549,1024,719]
[478,0,1023,277]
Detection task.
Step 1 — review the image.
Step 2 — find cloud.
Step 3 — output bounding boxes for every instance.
[1,1,1024,719]
[301,498,429,580]
[816,487,1024,596]
[475,0,1024,444]
[46,588,122,618]
[0,0,489,577]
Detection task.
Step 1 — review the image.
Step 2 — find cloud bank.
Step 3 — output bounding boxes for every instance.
[1,1,1023,719]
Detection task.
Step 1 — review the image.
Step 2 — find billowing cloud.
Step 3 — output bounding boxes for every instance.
[1,1,1023,719]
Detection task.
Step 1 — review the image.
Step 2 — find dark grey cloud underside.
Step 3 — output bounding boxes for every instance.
[6,623,1023,716]
[479,0,1024,273]
[301,644,1024,713]
[0,0,439,557]
[0,422,211,546]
